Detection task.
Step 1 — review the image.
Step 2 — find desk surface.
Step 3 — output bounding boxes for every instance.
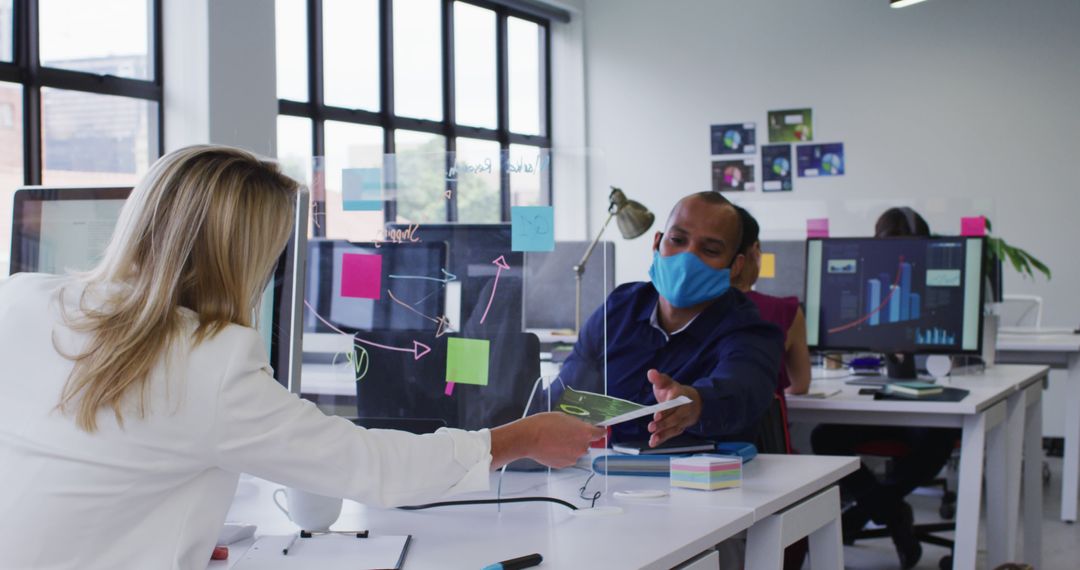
[218,472,751,570]
[790,364,1047,417]
[214,454,855,570]
[997,332,1080,352]
[584,454,858,521]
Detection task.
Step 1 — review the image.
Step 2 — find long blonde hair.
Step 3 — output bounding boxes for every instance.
[58,145,299,432]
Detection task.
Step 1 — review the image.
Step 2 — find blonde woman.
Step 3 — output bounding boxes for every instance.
[0,145,604,569]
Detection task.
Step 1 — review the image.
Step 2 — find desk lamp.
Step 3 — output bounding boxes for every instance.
[573,187,654,332]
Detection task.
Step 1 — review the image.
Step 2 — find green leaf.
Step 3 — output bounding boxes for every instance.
[984,217,993,233]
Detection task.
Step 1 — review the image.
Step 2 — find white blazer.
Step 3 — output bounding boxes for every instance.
[0,273,492,569]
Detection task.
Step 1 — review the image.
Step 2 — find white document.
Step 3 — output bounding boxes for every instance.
[596,396,693,427]
[231,534,410,570]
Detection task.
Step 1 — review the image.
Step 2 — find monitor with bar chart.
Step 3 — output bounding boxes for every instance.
[804,236,985,354]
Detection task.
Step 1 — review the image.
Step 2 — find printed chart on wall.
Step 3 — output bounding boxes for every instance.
[810,238,976,352]
[767,108,813,143]
[797,143,844,177]
[761,144,793,192]
[712,159,756,192]
[710,123,757,155]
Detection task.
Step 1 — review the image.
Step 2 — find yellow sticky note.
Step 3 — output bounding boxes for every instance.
[760,253,776,279]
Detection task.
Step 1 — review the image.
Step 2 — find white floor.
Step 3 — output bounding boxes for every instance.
[837,456,1078,569]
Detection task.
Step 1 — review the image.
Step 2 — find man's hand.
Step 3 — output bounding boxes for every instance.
[646,369,703,448]
[490,412,606,469]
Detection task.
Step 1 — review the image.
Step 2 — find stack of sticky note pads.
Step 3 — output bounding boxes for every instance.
[670,456,742,491]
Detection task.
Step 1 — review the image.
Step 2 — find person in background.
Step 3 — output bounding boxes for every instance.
[811,206,957,570]
[730,205,811,397]
[730,205,812,570]
[0,145,604,569]
[556,191,784,447]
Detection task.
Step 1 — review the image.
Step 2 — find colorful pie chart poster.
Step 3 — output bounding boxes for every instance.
[767,108,813,143]
[761,144,793,192]
[710,123,757,155]
[712,159,756,192]
[796,143,845,177]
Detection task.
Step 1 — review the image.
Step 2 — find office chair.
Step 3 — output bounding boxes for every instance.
[847,439,958,570]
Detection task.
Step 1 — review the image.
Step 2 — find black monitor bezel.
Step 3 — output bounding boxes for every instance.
[804,236,987,356]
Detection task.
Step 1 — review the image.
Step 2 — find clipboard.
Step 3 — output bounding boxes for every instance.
[232,533,412,570]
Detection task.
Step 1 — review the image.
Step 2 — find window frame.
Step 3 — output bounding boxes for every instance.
[278,0,552,236]
[0,0,165,185]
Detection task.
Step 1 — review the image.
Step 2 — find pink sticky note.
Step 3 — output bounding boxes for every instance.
[341,253,382,299]
[807,218,830,238]
[961,216,986,237]
[444,382,455,396]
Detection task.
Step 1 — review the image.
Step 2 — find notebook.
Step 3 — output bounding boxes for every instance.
[231,533,411,570]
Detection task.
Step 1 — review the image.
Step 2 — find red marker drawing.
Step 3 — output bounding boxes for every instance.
[479,255,511,325]
[304,300,432,360]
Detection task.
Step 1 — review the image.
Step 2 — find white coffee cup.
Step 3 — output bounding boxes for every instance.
[272,487,343,531]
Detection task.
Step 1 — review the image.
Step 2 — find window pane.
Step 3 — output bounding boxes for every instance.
[455,138,500,223]
[394,130,445,223]
[507,144,548,207]
[0,0,12,62]
[324,121,383,241]
[323,0,379,110]
[508,17,542,135]
[0,82,22,277]
[41,88,156,185]
[277,115,312,186]
[39,0,152,80]
[276,0,308,102]
[453,2,495,129]
[393,0,441,121]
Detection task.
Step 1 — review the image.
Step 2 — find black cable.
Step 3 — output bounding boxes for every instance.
[398,496,579,511]
[578,472,601,508]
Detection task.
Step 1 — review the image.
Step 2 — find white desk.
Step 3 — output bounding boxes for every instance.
[789,364,1048,569]
[214,454,856,570]
[997,332,1080,522]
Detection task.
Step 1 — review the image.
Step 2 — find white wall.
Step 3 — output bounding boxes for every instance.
[580,0,1080,326]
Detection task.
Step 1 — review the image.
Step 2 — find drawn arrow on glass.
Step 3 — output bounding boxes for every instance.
[479,255,511,325]
[387,289,453,338]
[304,300,432,360]
[387,268,458,285]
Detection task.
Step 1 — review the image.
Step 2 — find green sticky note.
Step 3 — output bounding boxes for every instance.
[445,337,490,386]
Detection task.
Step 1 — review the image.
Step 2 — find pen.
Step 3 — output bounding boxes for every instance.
[281,533,298,556]
[481,552,543,570]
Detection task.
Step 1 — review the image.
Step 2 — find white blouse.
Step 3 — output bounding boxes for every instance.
[0,273,492,570]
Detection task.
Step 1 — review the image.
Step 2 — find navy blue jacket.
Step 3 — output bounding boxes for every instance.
[556,282,783,443]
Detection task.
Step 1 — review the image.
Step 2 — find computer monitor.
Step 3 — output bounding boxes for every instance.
[10,187,131,275]
[804,236,985,355]
[304,239,448,333]
[386,223,524,332]
[523,241,615,330]
[753,240,806,302]
[354,331,541,431]
[9,185,309,393]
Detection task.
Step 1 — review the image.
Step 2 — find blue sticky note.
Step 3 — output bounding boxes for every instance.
[342,168,383,211]
[511,206,555,252]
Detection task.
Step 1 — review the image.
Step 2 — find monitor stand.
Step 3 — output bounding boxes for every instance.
[885,353,918,380]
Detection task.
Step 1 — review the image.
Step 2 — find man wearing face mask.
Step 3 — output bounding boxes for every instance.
[555,192,784,447]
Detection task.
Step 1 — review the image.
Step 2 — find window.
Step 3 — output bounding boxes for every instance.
[276,0,552,236]
[0,1,164,276]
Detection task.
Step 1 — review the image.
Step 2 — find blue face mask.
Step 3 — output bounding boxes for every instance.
[648,250,732,308]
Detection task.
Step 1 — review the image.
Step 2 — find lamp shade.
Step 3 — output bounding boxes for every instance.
[890,0,931,8]
[608,187,655,239]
